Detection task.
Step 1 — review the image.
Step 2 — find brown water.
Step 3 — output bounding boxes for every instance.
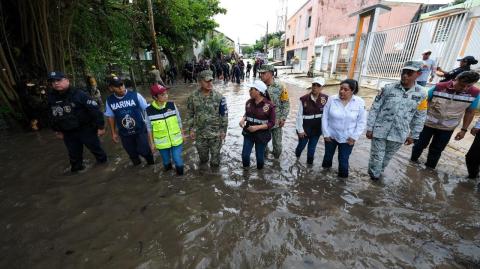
[1,75,479,269]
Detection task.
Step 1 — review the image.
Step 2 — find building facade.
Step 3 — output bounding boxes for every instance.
[285,0,422,73]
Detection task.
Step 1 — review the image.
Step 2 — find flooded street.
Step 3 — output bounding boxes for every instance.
[1,74,480,268]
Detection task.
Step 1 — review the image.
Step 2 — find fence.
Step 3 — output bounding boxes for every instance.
[311,11,480,89]
[358,12,469,89]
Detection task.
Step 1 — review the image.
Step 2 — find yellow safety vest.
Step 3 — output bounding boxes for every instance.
[147,101,183,149]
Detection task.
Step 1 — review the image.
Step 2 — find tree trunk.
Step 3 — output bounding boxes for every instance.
[40,0,54,71]
[29,2,49,72]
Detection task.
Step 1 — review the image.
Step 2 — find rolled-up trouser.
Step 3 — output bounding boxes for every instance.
[368,138,403,178]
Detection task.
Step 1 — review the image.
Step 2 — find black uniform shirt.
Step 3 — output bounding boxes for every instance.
[48,87,105,132]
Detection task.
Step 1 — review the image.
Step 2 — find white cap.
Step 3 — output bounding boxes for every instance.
[422,49,432,54]
[246,80,267,95]
[312,77,326,86]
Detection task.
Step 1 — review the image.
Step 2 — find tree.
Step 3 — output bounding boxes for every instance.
[242,46,254,55]
[252,31,284,52]
[151,0,226,65]
[268,37,282,48]
[0,0,225,125]
[204,33,234,60]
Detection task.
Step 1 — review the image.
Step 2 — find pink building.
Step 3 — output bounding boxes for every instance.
[285,0,422,72]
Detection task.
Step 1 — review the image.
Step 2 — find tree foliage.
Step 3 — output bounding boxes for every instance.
[242,46,254,55]
[151,0,226,64]
[203,33,234,60]
[251,31,284,52]
[0,0,224,124]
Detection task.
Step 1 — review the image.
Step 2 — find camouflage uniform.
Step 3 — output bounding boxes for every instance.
[186,70,228,166]
[366,75,428,178]
[260,65,290,158]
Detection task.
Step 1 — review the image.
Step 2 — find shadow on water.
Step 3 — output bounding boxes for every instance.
[0,75,479,268]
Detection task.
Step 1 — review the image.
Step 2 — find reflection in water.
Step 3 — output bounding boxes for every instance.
[0,75,479,268]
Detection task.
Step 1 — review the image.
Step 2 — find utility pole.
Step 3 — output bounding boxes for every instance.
[146,0,164,75]
[265,21,269,54]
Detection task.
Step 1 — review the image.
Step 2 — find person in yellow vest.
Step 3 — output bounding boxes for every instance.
[145,84,184,175]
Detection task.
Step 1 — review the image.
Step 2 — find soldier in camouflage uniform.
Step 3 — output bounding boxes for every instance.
[186,70,228,167]
[259,64,290,159]
[366,61,428,181]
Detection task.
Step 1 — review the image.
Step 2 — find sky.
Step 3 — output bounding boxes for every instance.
[214,0,306,45]
[214,0,454,45]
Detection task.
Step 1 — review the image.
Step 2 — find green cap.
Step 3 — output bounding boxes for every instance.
[402,61,422,71]
[198,70,213,81]
[258,64,275,73]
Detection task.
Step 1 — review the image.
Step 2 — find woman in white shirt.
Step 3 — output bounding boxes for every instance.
[321,79,367,178]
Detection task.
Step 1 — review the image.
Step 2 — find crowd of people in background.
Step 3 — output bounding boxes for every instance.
[181,55,270,85]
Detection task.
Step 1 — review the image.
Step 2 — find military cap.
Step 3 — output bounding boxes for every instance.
[198,70,213,81]
[47,71,66,81]
[402,61,422,71]
[258,64,275,73]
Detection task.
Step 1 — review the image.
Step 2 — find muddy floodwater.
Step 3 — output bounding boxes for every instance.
[1,74,479,269]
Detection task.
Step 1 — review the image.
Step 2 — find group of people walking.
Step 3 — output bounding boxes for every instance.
[46,58,480,180]
[241,60,480,180]
[46,69,227,175]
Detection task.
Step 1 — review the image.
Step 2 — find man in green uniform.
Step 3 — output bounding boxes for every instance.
[186,70,228,167]
[366,61,428,181]
[259,64,290,159]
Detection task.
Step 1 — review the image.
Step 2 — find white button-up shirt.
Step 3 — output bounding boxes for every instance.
[295,94,321,133]
[322,94,367,143]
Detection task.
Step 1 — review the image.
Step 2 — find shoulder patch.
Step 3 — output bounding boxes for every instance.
[417,98,428,111]
[280,88,289,101]
[86,100,98,106]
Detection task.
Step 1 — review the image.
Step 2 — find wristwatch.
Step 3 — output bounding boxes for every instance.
[461,128,468,132]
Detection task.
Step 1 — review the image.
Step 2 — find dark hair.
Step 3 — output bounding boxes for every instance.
[456,71,480,84]
[340,79,359,94]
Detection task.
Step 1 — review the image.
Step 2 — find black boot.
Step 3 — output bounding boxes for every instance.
[71,164,85,172]
[145,155,155,165]
[176,166,184,175]
[164,163,173,171]
[307,157,314,165]
[132,157,142,166]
